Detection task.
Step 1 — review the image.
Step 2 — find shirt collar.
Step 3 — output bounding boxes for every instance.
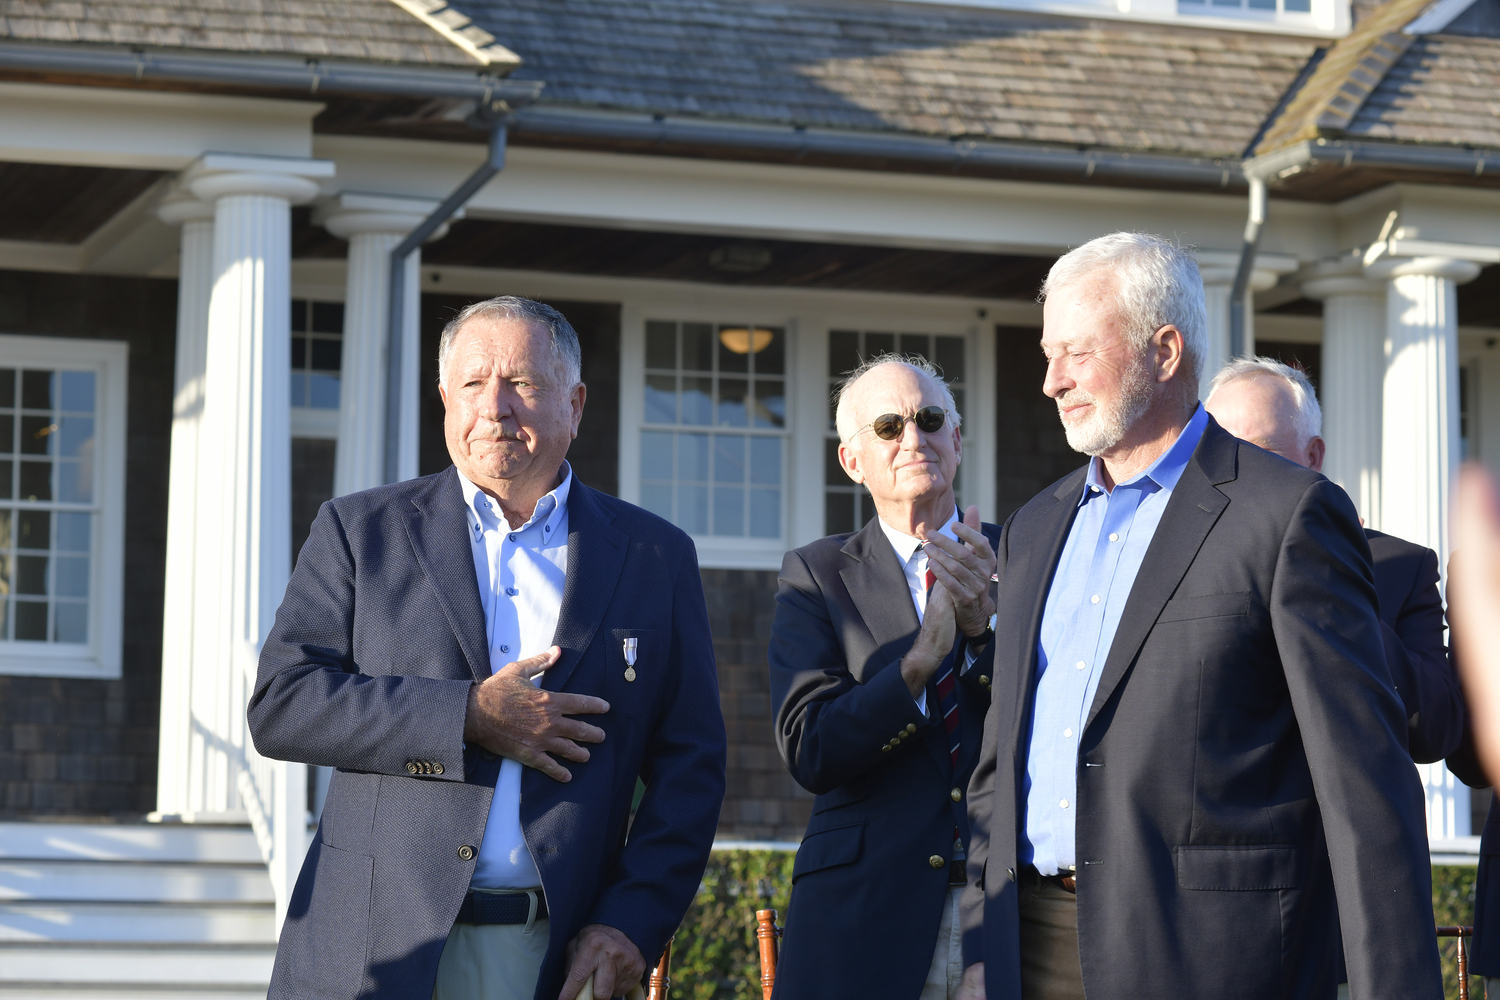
[456,462,573,537]
[1081,403,1209,504]
[878,506,962,566]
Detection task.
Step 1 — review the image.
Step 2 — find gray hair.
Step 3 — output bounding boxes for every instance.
[832,353,962,443]
[1041,232,1208,387]
[437,296,583,387]
[1207,356,1322,446]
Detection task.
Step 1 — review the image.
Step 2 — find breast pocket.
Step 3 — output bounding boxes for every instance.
[605,628,665,717]
[1157,591,1252,624]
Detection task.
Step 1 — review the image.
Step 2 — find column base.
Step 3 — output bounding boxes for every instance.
[145,809,252,825]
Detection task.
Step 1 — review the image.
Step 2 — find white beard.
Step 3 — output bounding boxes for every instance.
[1057,355,1156,456]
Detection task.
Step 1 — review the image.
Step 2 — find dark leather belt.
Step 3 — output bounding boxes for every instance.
[949,859,968,887]
[1021,864,1076,894]
[455,889,547,925]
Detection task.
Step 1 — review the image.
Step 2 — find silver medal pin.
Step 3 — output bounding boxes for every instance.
[623,637,638,682]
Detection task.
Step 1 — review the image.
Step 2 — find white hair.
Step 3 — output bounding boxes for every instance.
[1207,356,1322,446]
[832,354,962,443]
[1041,232,1208,387]
[437,295,582,388]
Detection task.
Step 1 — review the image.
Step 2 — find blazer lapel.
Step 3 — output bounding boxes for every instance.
[404,467,492,683]
[1006,469,1089,769]
[1083,421,1237,732]
[838,518,921,680]
[543,482,628,694]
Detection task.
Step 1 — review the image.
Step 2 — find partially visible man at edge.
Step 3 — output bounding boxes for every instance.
[248,296,726,1000]
[769,355,999,1000]
[957,232,1441,1000]
[1204,356,1463,764]
[1205,356,1464,1000]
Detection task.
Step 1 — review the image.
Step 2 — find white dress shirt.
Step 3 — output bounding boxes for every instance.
[877,509,963,715]
[457,463,572,890]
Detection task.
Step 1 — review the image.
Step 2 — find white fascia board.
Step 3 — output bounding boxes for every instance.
[0,82,323,169]
[0,240,81,274]
[1336,182,1500,254]
[315,135,1335,262]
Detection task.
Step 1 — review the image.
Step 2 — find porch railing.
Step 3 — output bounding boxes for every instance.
[239,745,309,933]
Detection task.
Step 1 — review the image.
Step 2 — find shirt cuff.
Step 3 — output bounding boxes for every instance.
[914,689,928,715]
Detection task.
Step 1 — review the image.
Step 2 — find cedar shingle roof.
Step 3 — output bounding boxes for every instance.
[1346,33,1500,146]
[0,0,500,67]
[471,0,1319,160]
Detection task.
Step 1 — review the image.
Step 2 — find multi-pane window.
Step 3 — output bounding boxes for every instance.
[824,330,968,535]
[0,367,95,643]
[291,299,343,410]
[1179,0,1311,13]
[639,320,787,539]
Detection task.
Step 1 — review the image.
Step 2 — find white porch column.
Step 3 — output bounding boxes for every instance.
[1302,256,1386,526]
[151,193,216,821]
[1197,263,1235,402]
[169,154,330,821]
[1367,252,1481,839]
[315,195,450,494]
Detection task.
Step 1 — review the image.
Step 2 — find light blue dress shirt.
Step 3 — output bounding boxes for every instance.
[1022,405,1209,875]
[457,462,572,890]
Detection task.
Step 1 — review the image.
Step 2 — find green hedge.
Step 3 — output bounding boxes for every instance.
[667,855,1483,1000]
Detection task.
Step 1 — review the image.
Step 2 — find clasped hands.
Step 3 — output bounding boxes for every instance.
[461,651,646,999]
[900,506,998,698]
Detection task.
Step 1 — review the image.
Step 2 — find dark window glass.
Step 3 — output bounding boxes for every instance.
[21,370,51,410]
[900,334,930,359]
[14,599,45,640]
[825,438,845,486]
[0,415,12,454]
[0,461,11,499]
[311,301,345,334]
[825,492,854,535]
[756,328,786,375]
[20,416,52,455]
[291,299,308,333]
[18,510,48,549]
[645,321,676,370]
[864,332,895,357]
[829,330,860,376]
[291,337,308,370]
[0,369,14,408]
[15,555,45,595]
[935,337,966,381]
[19,462,49,501]
[310,339,342,372]
[717,328,750,374]
[682,323,714,371]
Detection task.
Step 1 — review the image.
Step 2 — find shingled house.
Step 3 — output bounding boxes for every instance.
[0,0,1497,989]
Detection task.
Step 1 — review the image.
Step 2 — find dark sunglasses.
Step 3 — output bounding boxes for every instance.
[857,405,948,441]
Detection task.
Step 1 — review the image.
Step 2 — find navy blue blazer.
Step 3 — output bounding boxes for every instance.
[768,515,999,1000]
[964,420,1440,1000]
[248,468,727,1000]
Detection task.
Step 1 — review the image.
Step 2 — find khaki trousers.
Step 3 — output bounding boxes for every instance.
[920,886,965,1000]
[1017,872,1085,1000]
[432,891,549,1000]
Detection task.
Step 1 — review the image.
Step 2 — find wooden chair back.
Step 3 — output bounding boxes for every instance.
[756,908,782,1000]
[1437,925,1474,1000]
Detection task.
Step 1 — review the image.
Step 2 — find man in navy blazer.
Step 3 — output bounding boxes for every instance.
[249,297,726,1000]
[770,355,998,1000]
[1204,356,1463,764]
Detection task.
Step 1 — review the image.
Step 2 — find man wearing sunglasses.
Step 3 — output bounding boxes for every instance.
[768,354,1000,1000]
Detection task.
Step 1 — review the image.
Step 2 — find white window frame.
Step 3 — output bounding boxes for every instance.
[621,295,998,570]
[0,334,127,679]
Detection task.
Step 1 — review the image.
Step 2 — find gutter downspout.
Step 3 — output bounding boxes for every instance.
[383,120,508,483]
[1229,176,1267,359]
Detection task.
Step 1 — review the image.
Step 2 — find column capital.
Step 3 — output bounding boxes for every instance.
[1193,249,1297,292]
[313,193,461,242]
[1300,253,1384,300]
[1365,254,1482,284]
[186,153,334,206]
[156,192,215,227]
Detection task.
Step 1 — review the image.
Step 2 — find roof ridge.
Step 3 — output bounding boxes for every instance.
[386,0,522,69]
[1251,0,1433,156]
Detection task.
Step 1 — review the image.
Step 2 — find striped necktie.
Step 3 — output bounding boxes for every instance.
[924,554,961,767]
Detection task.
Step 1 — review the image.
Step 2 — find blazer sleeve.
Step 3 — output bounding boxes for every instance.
[584,538,727,958]
[1389,545,1464,764]
[768,548,931,797]
[247,501,474,779]
[1272,480,1442,999]
[960,514,1012,969]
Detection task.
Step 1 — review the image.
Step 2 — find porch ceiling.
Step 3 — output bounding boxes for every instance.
[292,214,1058,300]
[0,161,164,243]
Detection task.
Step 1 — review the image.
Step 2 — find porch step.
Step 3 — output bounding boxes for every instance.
[0,823,276,996]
